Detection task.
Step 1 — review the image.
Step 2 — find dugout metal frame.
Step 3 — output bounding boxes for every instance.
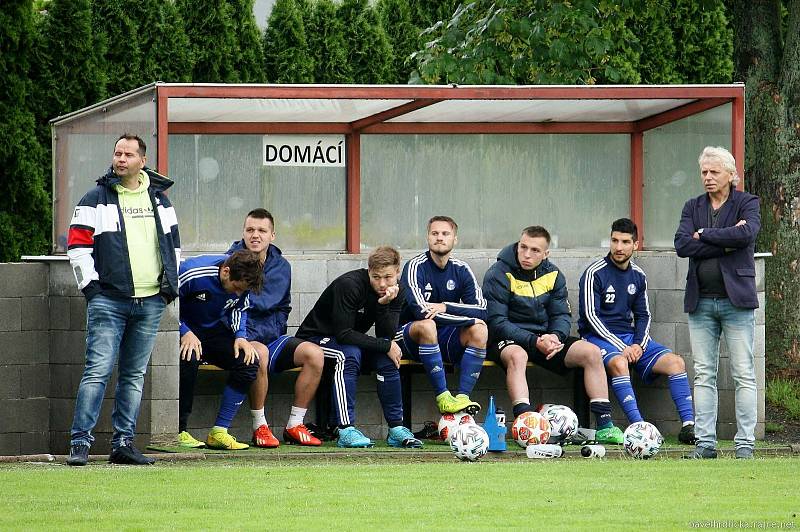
[53,82,746,252]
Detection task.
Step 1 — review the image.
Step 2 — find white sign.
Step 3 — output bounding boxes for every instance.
[263,135,345,167]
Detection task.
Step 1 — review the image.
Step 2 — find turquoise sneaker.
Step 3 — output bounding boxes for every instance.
[337,426,374,448]
[596,425,624,445]
[387,426,423,448]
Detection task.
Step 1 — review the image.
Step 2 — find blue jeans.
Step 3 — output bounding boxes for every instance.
[688,298,756,450]
[70,294,165,448]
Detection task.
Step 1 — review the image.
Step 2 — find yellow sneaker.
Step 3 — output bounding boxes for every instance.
[206,427,249,450]
[176,431,206,448]
[436,391,477,414]
[455,394,481,415]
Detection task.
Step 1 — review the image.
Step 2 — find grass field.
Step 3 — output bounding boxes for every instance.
[2,453,799,531]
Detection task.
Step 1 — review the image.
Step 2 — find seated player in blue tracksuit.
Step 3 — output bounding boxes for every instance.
[395,215,488,415]
[296,246,422,449]
[578,218,696,444]
[227,209,324,448]
[177,250,265,450]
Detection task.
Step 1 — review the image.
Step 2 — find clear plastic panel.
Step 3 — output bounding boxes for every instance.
[360,134,630,250]
[643,104,732,248]
[168,134,345,252]
[52,88,156,252]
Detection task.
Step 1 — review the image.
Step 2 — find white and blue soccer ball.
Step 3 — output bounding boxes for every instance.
[623,421,664,459]
[450,423,489,462]
[538,404,580,442]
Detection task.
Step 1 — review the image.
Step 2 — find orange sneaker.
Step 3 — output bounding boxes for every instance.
[252,424,280,448]
[283,424,322,446]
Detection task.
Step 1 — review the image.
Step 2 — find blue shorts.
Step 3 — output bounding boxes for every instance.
[394,323,466,364]
[265,335,304,374]
[583,333,671,384]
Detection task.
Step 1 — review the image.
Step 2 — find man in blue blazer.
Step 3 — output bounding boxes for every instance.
[674,146,761,460]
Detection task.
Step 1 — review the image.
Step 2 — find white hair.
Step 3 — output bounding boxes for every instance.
[699,146,739,186]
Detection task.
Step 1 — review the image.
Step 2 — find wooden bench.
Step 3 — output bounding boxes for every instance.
[196,359,590,428]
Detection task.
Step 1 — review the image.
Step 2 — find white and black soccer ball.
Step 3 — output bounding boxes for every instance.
[623,421,664,459]
[538,404,579,442]
[450,424,489,462]
[438,412,476,443]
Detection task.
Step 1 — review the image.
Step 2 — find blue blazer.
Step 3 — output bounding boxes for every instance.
[674,188,761,313]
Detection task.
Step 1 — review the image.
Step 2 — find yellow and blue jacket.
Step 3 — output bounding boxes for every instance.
[482,242,571,349]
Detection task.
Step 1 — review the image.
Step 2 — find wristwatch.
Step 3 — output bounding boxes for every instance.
[697,228,704,235]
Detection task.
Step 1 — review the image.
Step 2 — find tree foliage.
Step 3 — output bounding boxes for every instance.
[230,0,267,83]
[377,0,421,83]
[91,0,143,95]
[0,0,51,260]
[130,0,194,83]
[30,0,106,128]
[177,0,239,82]
[307,0,353,83]
[411,0,641,85]
[339,0,393,83]
[262,0,314,83]
[731,0,800,375]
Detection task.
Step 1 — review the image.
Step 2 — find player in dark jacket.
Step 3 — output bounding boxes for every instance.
[483,225,624,445]
[297,247,422,449]
[226,209,323,448]
[579,218,695,444]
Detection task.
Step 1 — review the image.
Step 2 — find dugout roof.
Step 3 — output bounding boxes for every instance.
[50,82,745,253]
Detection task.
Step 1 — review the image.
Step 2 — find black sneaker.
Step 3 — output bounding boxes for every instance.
[109,444,155,465]
[303,423,337,442]
[678,424,698,445]
[413,421,442,441]
[684,446,717,459]
[67,444,90,466]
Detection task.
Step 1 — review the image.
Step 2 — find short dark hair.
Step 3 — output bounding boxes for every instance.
[368,246,401,270]
[611,218,638,241]
[521,226,551,244]
[224,250,264,293]
[245,208,275,228]
[116,134,146,156]
[427,215,458,234]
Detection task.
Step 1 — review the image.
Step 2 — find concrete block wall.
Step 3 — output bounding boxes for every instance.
[0,264,50,455]
[0,251,766,454]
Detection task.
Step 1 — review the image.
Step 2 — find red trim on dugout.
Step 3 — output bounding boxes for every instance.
[157,87,169,175]
[350,99,444,131]
[168,122,353,134]
[634,98,732,132]
[630,132,645,248]
[732,96,745,190]
[156,84,744,101]
[361,122,635,134]
[346,133,361,253]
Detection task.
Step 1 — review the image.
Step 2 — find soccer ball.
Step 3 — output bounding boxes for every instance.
[623,421,664,459]
[438,412,476,443]
[450,424,489,462]
[538,404,579,442]
[511,411,551,448]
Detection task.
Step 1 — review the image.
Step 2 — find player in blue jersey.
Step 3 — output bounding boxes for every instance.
[483,225,624,445]
[396,216,488,415]
[177,250,265,450]
[578,218,696,444]
[227,209,324,448]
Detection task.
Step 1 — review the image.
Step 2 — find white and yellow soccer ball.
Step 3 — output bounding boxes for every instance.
[623,421,664,459]
[511,411,551,448]
[438,412,476,443]
[538,404,579,442]
[450,423,489,462]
